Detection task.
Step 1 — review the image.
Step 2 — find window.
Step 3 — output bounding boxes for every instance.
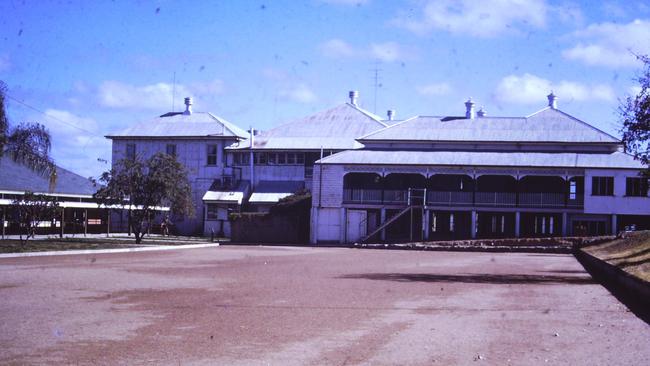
[268,153,277,165]
[287,153,296,164]
[207,145,218,166]
[166,144,176,157]
[569,180,577,200]
[626,177,648,196]
[126,144,136,160]
[592,176,614,196]
[233,152,241,165]
[278,152,286,164]
[206,204,219,220]
[449,213,455,232]
[255,152,267,165]
[296,153,305,165]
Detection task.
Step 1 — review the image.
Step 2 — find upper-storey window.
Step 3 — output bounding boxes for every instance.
[592,176,614,196]
[166,144,177,157]
[626,177,648,197]
[207,144,218,166]
[126,143,136,160]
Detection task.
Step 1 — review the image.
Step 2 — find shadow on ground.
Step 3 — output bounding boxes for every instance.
[339,273,594,285]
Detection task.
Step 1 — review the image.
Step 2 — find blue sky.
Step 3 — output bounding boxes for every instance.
[1,0,649,178]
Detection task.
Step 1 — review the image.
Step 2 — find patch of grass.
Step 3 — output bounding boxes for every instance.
[0,239,141,253]
[582,231,650,282]
[0,235,215,253]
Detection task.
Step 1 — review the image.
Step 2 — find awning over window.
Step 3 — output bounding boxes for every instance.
[248,180,304,204]
[202,180,250,205]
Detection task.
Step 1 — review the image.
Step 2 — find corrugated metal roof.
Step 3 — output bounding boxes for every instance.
[319,150,643,169]
[229,103,387,150]
[248,180,304,203]
[107,112,248,139]
[0,156,96,195]
[358,107,620,144]
[202,180,250,204]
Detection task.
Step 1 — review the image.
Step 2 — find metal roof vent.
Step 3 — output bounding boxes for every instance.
[477,106,486,118]
[465,98,475,119]
[547,91,557,109]
[183,97,193,115]
[349,90,359,106]
[387,109,395,121]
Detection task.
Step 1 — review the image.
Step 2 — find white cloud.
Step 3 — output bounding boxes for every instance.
[394,0,547,38]
[98,79,225,110]
[493,73,615,105]
[370,42,405,63]
[38,109,110,178]
[319,39,414,62]
[417,82,452,96]
[279,84,318,104]
[319,39,357,58]
[562,19,650,68]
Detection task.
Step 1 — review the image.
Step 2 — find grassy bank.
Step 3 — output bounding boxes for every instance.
[581,231,650,282]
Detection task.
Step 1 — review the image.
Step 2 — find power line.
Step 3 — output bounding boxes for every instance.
[5,93,99,136]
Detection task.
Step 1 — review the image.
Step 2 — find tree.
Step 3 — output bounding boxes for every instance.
[620,55,650,170]
[0,80,56,187]
[94,153,194,243]
[11,191,59,244]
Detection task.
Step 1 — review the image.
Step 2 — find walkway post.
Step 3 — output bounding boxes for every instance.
[562,212,568,236]
[515,211,520,237]
[106,209,111,238]
[60,209,64,238]
[471,210,477,239]
[84,209,88,237]
[1,207,5,239]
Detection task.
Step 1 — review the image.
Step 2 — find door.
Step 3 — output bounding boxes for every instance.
[346,209,368,243]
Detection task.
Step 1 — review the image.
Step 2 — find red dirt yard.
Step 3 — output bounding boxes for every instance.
[0,246,648,365]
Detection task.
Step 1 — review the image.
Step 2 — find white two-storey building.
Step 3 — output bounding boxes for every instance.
[310,94,650,244]
[106,97,247,235]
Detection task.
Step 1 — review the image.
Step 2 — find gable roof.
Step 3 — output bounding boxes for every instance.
[0,156,96,196]
[106,112,248,139]
[358,107,620,144]
[229,103,388,150]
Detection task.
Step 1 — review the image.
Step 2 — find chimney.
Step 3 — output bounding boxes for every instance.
[547,91,557,109]
[477,106,486,118]
[465,98,475,119]
[387,109,395,121]
[349,90,359,106]
[183,97,193,115]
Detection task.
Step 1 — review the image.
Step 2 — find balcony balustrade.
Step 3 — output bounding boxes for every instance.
[383,189,409,204]
[518,192,565,207]
[343,188,383,204]
[343,188,584,208]
[475,192,517,206]
[427,191,473,206]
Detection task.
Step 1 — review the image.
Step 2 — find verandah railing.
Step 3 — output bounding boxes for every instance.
[343,189,584,208]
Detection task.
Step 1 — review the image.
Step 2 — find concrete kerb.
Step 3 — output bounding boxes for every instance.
[575,249,650,323]
[0,243,220,259]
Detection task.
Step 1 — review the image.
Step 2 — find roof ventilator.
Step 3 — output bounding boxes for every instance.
[183,97,193,115]
[349,90,359,106]
[387,109,395,121]
[465,98,475,119]
[547,91,558,109]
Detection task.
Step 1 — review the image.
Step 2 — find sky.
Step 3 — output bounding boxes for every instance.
[1,0,649,178]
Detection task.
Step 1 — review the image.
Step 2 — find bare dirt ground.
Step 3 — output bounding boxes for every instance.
[0,246,648,365]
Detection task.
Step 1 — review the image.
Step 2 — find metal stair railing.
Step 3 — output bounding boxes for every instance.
[358,206,412,243]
